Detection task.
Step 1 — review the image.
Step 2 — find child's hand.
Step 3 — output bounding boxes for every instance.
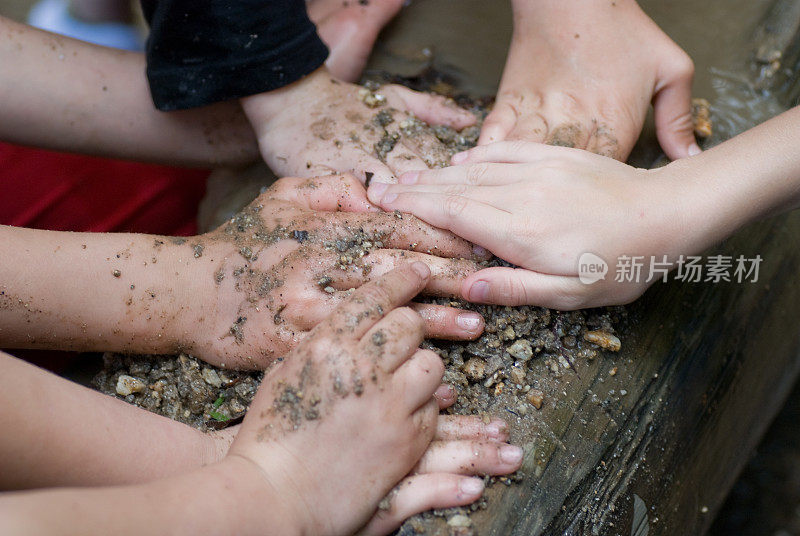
[178,173,486,369]
[367,142,698,309]
[240,67,476,184]
[224,263,484,535]
[308,0,405,82]
[361,407,523,534]
[482,0,698,161]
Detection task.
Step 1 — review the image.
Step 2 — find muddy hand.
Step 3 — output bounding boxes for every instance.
[481,0,698,161]
[360,405,523,535]
[177,173,487,369]
[225,264,469,536]
[307,0,405,82]
[241,66,476,184]
[368,141,697,309]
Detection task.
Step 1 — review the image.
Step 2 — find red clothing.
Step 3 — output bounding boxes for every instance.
[0,142,208,235]
[0,142,209,371]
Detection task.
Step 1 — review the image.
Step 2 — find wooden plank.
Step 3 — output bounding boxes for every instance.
[194,1,800,534]
[419,215,800,535]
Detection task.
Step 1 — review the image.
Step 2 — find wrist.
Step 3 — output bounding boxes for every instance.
[162,235,227,358]
[110,236,212,356]
[240,66,331,138]
[214,455,308,536]
[652,157,743,257]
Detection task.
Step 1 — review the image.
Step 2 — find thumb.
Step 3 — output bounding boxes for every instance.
[478,101,517,145]
[382,85,476,130]
[461,267,586,310]
[653,61,700,160]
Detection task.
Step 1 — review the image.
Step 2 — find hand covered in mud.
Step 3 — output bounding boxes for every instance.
[178,173,486,369]
[482,0,699,161]
[367,142,702,309]
[224,264,492,536]
[240,66,477,184]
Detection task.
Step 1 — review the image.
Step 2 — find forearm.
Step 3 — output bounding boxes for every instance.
[0,458,299,536]
[0,16,258,167]
[0,351,230,489]
[668,106,800,251]
[0,225,204,354]
[510,0,645,27]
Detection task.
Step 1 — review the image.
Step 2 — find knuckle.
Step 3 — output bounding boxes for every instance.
[557,91,586,117]
[464,163,489,185]
[442,194,469,219]
[505,275,531,306]
[444,183,469,197]
[304,334,334,358]
[552,286,586,310]
[356,283,393,310]
[393,306,425,332]
[417,349,445,378]
[507,139,530,156]
[670,51,695,79]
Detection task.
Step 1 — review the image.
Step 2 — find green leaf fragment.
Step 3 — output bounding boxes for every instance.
[213,395,225,408]
[209,411,229,422]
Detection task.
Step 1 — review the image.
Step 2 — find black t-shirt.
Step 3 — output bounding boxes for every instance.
[141,0,329,111]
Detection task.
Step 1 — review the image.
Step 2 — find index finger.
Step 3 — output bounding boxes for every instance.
[323,262,432,339]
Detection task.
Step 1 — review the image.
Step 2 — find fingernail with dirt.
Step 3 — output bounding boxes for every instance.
[460,478,485,497]
[467,280,489,302]
[500,445,524,465]
[456,312,483,333]
[399,171,419,184]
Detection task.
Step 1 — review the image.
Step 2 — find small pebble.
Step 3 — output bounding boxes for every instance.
[507,339,533,362]
[493,382,505,396]
[202,368,223,388]
[509,367,526,385]
[527,389,544,409]
[584,330,621,352]
[112,270,121,278]
[501,326,516,340]
[116,375,145,396]
[462,358,487,381]
[447,515,472,528]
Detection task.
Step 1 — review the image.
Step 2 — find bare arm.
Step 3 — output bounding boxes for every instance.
[0,175,487,368]
[0,225,206,356]
[367,106,800,308]
[0,351,232,490]
[0,16,259,167]
[0,461,297,536]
